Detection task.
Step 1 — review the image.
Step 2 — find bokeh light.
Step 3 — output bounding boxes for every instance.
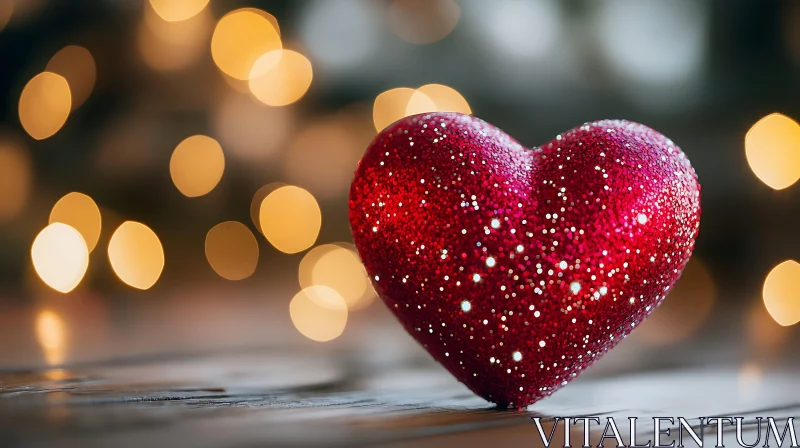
[299,243,375,310]
[405,83,471,116]
[148,0,209,22]
[211,8,281,80]
[31,223,89,294]
[259,186,321,254]
[636,258,716,345]
[373,85,471,132]
[213,92,292,164]
[745,113,800,190]
[762,260,800,326]
[388,0,460,45]
[249,49,313,107]
[373,87,418,132]
[138,3,212,72]
[45,45,96,110]
[108,221,164,290]
[169,135,225,198]
[289,285,348,342]
[205,221,259,281]
[49,192,102,252]
[250,183,286,234]
[36,309,66,365]
[18,72,71,140]
[0,141,31,223]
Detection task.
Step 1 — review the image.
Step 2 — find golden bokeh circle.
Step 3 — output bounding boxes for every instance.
[373,87,417,132]
[19,72,71,140]
[49,192,102,252]
[289,285,348,342]
[148,0,209,22]
[169,135,225,197]
[406,83,471,116]
[211,8,282,80]
[258,186,321,254]
[31,223,89,294]
[205,221,259,281]
[745,113,800,190]
[45,45,96,109]
[248,49,313,107]
[762,260,800,326]
[298,244,375,311]
[107,221,165,290]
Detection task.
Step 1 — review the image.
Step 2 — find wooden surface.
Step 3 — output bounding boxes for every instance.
[0,348,795,448]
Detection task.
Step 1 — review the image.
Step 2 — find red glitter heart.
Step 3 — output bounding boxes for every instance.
[349,113,701,408]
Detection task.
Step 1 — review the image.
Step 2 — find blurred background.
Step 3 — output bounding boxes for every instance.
[0,0,798,386]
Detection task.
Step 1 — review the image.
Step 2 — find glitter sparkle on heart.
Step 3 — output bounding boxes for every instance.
[349,112,701,409]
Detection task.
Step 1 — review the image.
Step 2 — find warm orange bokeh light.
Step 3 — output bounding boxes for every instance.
[49,192,102,252]
[762,260,800,326]
[211,8,281,80]
[299,243,375,311]
[290,286,348,342]
[169,135,225,197]
[148,0,209,22]
[19,72,71,140]
[405,83,471,116]
[373,84,471,132]
[249,49,313,106]
[205,221,259,281]
[373,87,418,132]
[36,309,67,366]
[31,223,89,294]
[108,221,164,290]
[259,186,321,254]
[46,45,96,109]
[745,113,800,190]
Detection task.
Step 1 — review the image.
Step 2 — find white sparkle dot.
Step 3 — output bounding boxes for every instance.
[461,301,471,312]
[490,219,500,229]
[559,260,568,270]
[539,340,546,348]
[534,310,541,318]
[372,226,378,232]
[516,245,524,253]
[374,276,380,281]
[512,351,522,362]
[486,257,496,268]
[473,273,481,282]
[570,281,581,294]
[599,286,608,296]
[637,213,648,224]
[489,357,495,363]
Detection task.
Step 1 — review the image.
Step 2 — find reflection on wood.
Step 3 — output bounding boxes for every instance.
[0,351,796,447]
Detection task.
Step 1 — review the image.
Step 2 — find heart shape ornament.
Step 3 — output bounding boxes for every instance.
[349,113,700,408]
